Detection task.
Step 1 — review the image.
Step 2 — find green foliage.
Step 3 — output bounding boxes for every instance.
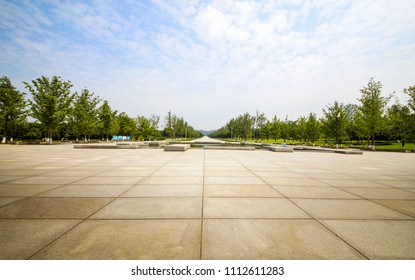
[71,88,101,141]
[117,112,135,136]
[357,77,392,150]
[270,116,281,143]
[404,82,415,112]
[97,100,118,141]
[306,113,320,145]
[0,76,27,140]
[386,100,412,150]
[24,76,74,143]
[321,101,349,147]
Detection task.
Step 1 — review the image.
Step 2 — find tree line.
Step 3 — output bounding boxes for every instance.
[210,78,415,151]
[0,75,202,144]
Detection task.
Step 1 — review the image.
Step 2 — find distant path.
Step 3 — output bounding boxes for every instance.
[192,136,225,144]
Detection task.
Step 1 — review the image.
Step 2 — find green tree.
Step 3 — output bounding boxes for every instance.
[135,116,152,140]
[72,88,101,142]
[149,114,160,140]
[270,115,281,143]
[357,78,392,150]
[97,100,117,141]
[297,116,307,144]
[322,101,348,148]
[306,113,320,146]
[117,112,135,137]
[24,76,74,144]
[404,82,415,112]
[386,100,411,151]
[0,76,27,142]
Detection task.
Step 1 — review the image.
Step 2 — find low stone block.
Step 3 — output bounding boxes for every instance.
[203,146,255,151]
[334,149,363,155]
[164,144,190,151]
[268,146,294,152]
[73,144,118,149]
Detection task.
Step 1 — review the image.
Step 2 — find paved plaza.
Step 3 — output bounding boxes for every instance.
[0,144,414,260]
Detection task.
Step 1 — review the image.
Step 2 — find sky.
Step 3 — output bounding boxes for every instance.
[1,0,415,131]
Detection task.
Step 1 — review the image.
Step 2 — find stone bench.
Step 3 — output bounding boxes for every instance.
[164,144,190,151]
[267,146,294,152]
[334,149,363,155]
[74,144,118,149]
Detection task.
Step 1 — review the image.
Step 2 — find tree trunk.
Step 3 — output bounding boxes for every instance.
[371,127,375,151]
[402,140,405,152]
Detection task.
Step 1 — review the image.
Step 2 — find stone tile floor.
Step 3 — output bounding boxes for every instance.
[0,145,414,260]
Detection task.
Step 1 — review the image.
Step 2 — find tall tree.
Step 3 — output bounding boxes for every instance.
[306,113,320,146]
[98,100,117,141]
[386,100,411,151]
[0,76,27,142]
[72,88,101,142]
[117,112,135,137]
[149,114,160,140]
[322,101,348,148]
[270,115,281,143]
[404,82,415,112]
[24,76,74,144]
[357,78,392,150]
[297,116,307,144]
[135,116,152,140]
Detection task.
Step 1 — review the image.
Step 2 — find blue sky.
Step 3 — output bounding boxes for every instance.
[1,0,415,130]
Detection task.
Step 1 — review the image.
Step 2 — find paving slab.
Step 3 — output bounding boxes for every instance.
[203,198,309,218]
[0,219,81,259]
[90,198,202,219]
[339,187,415,200]
[0,197,112,219]
[140,176,203,185]
[291,199,413,219]
[320,220,415,259]
[122,184,202,197]
[274,186,360,199]
[30,220,201,260]
[204,184,283,197]
[371,200,415,217]
[264,178,330,187]
[37,184,133,198]
[202,219,365,259]
[204,176,265,185]
[73,176,144,185]
[0,197,22,207]
[0,184,62,196]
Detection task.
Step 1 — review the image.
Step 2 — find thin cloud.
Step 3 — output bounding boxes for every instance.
[0,0,414,130]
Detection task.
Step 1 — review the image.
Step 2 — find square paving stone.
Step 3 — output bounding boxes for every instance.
[320,220,415,259]
[0,184,62,196]
[140,176,203,185]
[338,188,415,200]
[204,170,254,177]
[96,170,153,177]
[291,199,413,219]
[41,170,102,177]
[37,184,133,198]
[74,176,144,185]
[151,170,203,176]
[0,219,81,259]
[204,177,265,185]
[273,186,360,199]
[253,171,308,178]
[90,198,202,219]
[204,184,283,197]
[371,200,415,217]
[375,180,415,189]
[122,184,202,197]
[202,219,365,259]
[30,219,201,259]
[203,198,309,218]
[0,198,112,219]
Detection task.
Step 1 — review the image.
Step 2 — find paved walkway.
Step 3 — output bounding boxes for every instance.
[0,144,414,259]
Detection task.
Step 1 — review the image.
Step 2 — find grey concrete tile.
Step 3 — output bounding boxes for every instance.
[371,200,415,217]
[90,198,202,219]
[204,176,265,185]
[202,219,365,259]
[30,219,201,260]
[339,188,415,200]
[0,219,81,259]
[0,197,112,219]
[320,220,415,259]
[204,184,283,197]
[203,198,309,218]
[0,184,62,196]
[291,199,412,219]
[37,184,133,198]
[73,176,144,185]
[274,186,360,199]
[122,184,202,197]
